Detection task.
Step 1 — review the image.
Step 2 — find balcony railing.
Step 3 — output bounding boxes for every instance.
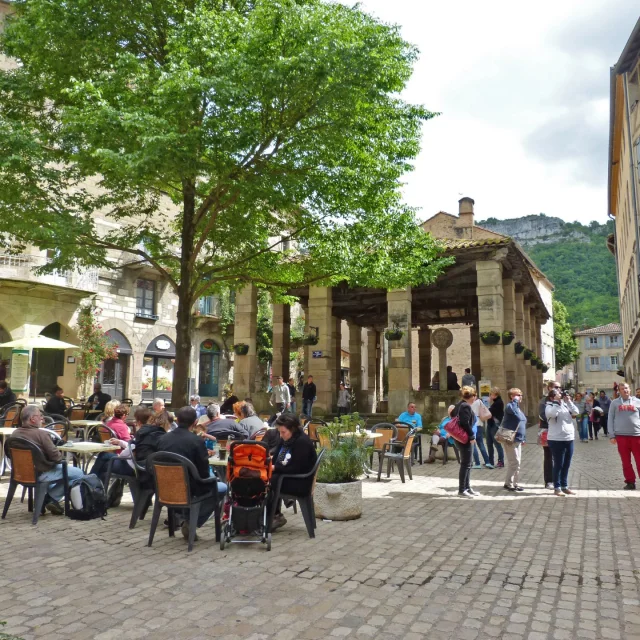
[0,254,99,292]
[195,295,220,318]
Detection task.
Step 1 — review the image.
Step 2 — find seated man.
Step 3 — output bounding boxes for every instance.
[87,382,112,413]
[12,405,84,513]
[156,406,227,540]
[44,386,67,416]
[0,380,16,410]
[203,403,250,441]
[396,402,423,430]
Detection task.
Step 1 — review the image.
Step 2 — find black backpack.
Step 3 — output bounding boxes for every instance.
[67,474,107,520]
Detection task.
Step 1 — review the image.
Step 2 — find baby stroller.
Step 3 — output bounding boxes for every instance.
[220,440,273,551]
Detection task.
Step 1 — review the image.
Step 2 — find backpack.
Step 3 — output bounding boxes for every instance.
[67,474,107,520]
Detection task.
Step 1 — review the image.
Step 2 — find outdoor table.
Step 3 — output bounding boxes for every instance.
[209,457,229,467]
[0,427,16,476]
[69,419,104,441]
[338,431,383,439]
[58,441,118,472]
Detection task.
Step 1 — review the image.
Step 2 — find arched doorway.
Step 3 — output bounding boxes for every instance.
[30,322,65,395]
[142,335,176,401]
[199,339,220,397]
[100,329,132,400]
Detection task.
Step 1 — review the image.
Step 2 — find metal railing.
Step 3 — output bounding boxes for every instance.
[0,254,99,292]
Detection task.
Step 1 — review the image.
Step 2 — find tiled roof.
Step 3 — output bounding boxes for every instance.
[574,323,622,336]
[438,237,511,250]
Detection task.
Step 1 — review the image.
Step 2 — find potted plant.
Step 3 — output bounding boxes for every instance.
[480,330,501,345]
[530,355,539,366]
[514,341,525,354]
[314,413,371,520]
[523,348,533,361]
[301,332,319,345]
[536,362,543,370]
[384,324,404,341]
[233,343,249,355]
[542,364,549,373]
[501,331,515,345]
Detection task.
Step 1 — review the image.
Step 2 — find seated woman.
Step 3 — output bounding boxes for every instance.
[269,413,318,531]
[427,405,460,464]
[237,401,266,437]
[102,399,122,425]
[90,404,132,483]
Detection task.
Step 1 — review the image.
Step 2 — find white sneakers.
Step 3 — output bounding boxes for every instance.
[458,489,481,498]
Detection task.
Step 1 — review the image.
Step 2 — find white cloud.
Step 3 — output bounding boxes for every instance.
[347,0,639,222]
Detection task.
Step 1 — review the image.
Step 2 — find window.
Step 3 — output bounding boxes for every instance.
[609,335,620,346]
[589,337,598,347]
[611,355,619,367]
[589,357,600,367]
[136,279,157,319]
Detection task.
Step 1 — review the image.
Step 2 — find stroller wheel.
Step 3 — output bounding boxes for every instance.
[266,533,272,551]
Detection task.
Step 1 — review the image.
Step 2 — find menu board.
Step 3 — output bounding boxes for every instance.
[10,349,30,392]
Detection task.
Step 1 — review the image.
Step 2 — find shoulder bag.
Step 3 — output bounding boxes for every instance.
[444,416,469,444]
[495,424,517,444]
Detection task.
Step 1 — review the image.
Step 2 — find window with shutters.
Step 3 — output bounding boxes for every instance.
[610,355,619,367]
[589,357,600,368]
[588,337,599,349]
[609,335,620,347]
[136,279,158,320]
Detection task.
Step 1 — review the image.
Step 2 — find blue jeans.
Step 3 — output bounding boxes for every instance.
[548,440,574,489]
[579,416,589,441]
[289,401,296,414]
[90,452,118,484]
[302,399,313,417]
[473,424,490,465]
[486,421,504,465]
[38,464,84,502]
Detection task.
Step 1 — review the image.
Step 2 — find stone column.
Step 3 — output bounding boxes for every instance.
[387,288,412,415]
[523,303,535,417]
[503,279,517,391]
[348,322,363,409]
[307,287,335,414]
[335,317,342,392]
[302,304,310,377]
[470,325,481,384]
[532,310,543,400]
[432,328,454,391]
[418,328,432,390]
[366,329,377,413]
[514,291,528,415]
[271,303,290,383]
[233,284,258,398]
[476,260,506,391]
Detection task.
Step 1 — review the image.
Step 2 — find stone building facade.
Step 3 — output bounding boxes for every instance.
[609,18,640,388]
[573,324,623,396]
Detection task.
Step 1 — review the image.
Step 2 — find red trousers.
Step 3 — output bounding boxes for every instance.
[616,436,640,484]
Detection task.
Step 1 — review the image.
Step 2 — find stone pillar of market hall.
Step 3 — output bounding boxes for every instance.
[271,303,291,384]
[232,284,258,398]
[386,288,413,416]
[307,286,336,415]
[418,327,432,391]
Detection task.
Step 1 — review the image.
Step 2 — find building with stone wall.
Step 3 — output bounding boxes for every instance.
[573,324,623,396]
[609,18,640,388]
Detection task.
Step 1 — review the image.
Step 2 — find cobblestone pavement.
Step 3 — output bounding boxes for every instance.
[2,429,640,640]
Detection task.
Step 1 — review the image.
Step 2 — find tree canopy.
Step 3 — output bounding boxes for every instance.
[553,298,580,370]
[0,0,450,404]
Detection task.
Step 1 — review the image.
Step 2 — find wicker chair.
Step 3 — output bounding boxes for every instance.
[68,406,86,422]
[369,423,397,470]
[304,419,327,448]
[87,424,117,443]
[0,403,22,427]
[394,421,423,464]
[377,430,416,483]
[46,421,70,443]
[2,437,69,524]
[269,449,325,538]
[146,452,222,552]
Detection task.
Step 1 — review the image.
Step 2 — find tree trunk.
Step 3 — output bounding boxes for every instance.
[171,179,197,408]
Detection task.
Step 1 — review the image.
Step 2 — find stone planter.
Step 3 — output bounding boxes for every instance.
[314,480,362,520]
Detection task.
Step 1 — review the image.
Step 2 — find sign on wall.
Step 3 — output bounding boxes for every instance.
[312,351,323,358]
[10,349,30,393]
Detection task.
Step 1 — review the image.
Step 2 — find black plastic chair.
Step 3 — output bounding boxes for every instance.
[0,403,23,427]
[146,452,222,552]
[269,449,325,539]
[2,436,69,524]
[104,449,154,529]
[394,421,423,464]
[377,429,417,483]
[368,423,397,470]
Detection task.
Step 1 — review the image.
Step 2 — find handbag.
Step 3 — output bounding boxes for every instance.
[444,416,469,444]
[537,429,548,447]
[478,403,492,422]
[495,425,517,444]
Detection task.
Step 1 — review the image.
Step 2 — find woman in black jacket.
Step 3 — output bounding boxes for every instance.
[270,413,317,530]
[452,386,478,498]
[487,388,505,469]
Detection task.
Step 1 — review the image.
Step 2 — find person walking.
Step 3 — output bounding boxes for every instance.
[301,375,316,417]
[539,381,560,490]
[451,386,478,498]
[599,390,611,436]
[486,388,505,469]
[337,382,350,416]
[608,382,640,490]
[586,392,597,440]
[470,394,493,469]
[287,378,297,414]
[461,368,476,388]
[545,388,579,496]
[574,392,588,442]
[270,376,290,414]
[501,388,527,492]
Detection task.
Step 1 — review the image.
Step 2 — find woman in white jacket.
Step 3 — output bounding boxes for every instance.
[545,388,579,497]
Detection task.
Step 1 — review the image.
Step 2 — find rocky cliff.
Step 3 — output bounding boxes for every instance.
[478,214,590,247]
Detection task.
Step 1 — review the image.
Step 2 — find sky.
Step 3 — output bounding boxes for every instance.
[350,0,640,223]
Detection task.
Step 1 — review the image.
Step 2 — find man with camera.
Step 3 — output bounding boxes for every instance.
[608,383,640,490]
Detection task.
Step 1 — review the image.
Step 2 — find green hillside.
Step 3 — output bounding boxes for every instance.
[479,216,619,329]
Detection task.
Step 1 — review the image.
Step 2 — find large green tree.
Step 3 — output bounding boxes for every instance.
[553,298,580,370]
[0,0,450,405]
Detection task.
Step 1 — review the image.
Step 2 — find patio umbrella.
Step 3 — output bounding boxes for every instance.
[0,335,79,401]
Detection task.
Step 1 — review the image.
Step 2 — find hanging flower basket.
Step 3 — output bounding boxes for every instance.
[536,362,543,370]
[480,331,501,345]
[385,328,404,341]
[301,333,319,346]
[542,364,549,373]
[514,341,525,354]
[523,349,533,361]
[233,343,249,356]
[530,355,539,366]
[501,331,515,345]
